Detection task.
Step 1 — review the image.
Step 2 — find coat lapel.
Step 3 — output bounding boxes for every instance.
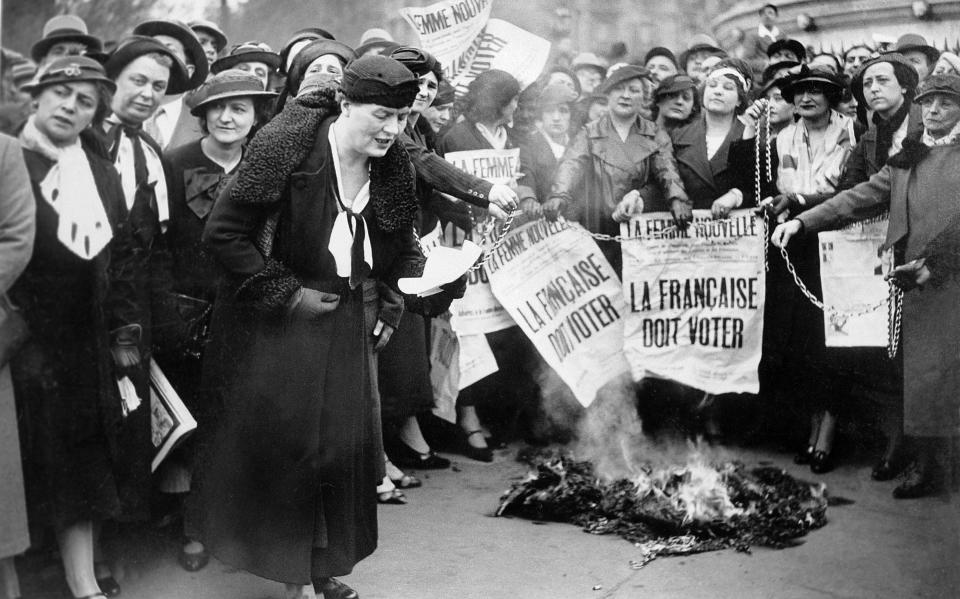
[674,118,716,190]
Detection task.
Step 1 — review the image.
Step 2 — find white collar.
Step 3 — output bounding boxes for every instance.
[327,122,373,279]
[758,24,780,40]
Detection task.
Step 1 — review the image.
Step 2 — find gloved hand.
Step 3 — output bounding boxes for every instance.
[287,288,340,320]
[372,319,395,352]
[542,197,566,222]
[759,193,799,219]
[440,274,468,300]
[111,324,142,369]
[670,199,693,229]
[886,258,930,291]
[519,198,543,219]
[612,190,644,222]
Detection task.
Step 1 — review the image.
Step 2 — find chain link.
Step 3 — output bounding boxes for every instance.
[414,208,518,272]
[887,282,903,359]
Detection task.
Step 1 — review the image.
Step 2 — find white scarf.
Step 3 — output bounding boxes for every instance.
[106,116,170,225]
[475,123,508,150]
[922,119,960,147]
[777,110,856,195]
[19,116,113,260]
[327,124,373,279]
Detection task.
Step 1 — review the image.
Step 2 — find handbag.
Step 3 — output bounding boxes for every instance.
[0,294,30,368]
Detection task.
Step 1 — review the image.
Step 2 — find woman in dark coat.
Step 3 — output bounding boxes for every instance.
[518,83,580,207]
[11,57,146,599]
[189,55,426,599]
[162,69,276,571]
[775,73,960,499]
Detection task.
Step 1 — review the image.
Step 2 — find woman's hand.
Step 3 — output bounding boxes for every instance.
[488,184,519,214]
[612,190,644,222]
[519,198,543,219]
[711,189,743,219]
[542,197,566,222]
[110,324,142,369]
[670,199,693,229]
[738,99,768,139]
[759,193,798,220]
[886,259,931,291]
[771,219,803,248]
[373,319,395,351]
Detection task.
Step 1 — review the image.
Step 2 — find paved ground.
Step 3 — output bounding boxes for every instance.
[18,443,960,599]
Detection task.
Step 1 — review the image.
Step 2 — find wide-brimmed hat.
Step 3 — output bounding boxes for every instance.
[133,19,209,87]
[653,74,697,99]
[889,33,941,65]
[188,69,277,116]
[914,73,960,103]
[767,38,806,62]
[279,27,336,75]
[851,53,920,105]
[781,65,845,103]
[212,41,282,75]
[598,64,651,95]
[22,55,116,94]
[104,35,191,95]
[189,19,228,52]
[31,15,103,63]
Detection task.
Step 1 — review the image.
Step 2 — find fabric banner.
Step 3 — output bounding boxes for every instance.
[620,210,766,394]
[443,148,519,335]
[401,0,550,95]
[485,219,629,406]
[818,215,893,347]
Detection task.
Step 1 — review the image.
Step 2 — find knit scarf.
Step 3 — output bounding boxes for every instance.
[230,86,418,233]
[19,116,113,260]
[776,110,856,195]
[874,100,911,167]
[922,119,960,147]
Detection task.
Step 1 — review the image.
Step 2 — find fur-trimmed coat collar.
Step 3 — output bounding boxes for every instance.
[230,87,418,232]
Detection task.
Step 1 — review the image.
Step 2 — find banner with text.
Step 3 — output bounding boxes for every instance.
[444,148,519,335]
[400,0,550,95]
[818,216,892,347]
[486,219,630,406]
[620,210,766,394]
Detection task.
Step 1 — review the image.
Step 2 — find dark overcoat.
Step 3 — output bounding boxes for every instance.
[190,110,423,583]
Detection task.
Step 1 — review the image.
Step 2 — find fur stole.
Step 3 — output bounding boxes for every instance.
[231,87,418,232]
[886,135,929,169]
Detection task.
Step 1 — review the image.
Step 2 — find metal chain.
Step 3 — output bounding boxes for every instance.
[755,102,772,272]
[887,283,903,358]
[414,208,518,272]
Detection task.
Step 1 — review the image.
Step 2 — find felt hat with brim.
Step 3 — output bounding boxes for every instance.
[851,53,920,106]
[914,73,960,103]
[188,69,277,116]
[686,34,723,55]
[762,60,800,86]
[890,33,941,65]
[781,65,845,103]
[598,64,652,95]
[767,38,806,61]
[935,52,960,76]
[133,19,209,87]
[22,55,116,94]
[572,52,607,74]
[279,27,336,75]
[190,19,228,52]
[341,54,419,108]
[31,15,103,63]
[105,35,191,95]
[212,42,282,74]
[653,74,697,99]
[644,46,678,68]
[359,28,393,46]
[11,61,37,89]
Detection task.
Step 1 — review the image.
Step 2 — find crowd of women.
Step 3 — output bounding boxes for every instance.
[0,4,959,599]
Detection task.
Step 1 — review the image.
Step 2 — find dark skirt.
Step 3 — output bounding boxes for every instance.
[378,311,432,422]
[189,281,381,584]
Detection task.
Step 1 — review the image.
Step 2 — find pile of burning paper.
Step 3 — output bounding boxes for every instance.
[497,452,834,567]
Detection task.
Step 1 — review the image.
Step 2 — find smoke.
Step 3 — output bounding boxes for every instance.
[571,374,732,482]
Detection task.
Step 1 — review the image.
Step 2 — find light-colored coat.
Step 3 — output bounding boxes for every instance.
[0,132,35,558]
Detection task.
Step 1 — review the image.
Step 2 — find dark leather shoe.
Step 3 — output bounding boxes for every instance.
[391,442,451,470]
[178,545,209,572]
[316,577,359,599]
[871,459,899,481]
[810,450,834,474]
[463,430,494,462]
[794,446,814,465]
[94,577,120,598]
